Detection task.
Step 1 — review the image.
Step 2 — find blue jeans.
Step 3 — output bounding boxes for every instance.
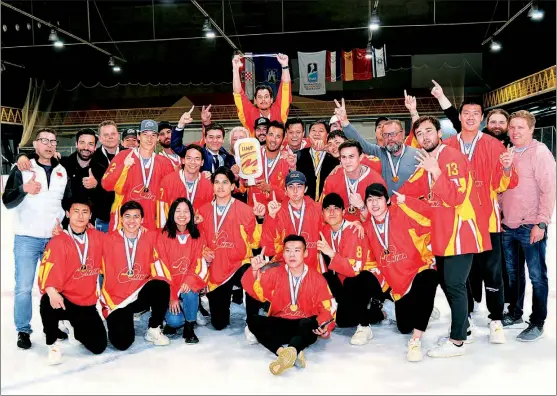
[14,235,50,333]
[165,291,199,328]
[95,219,109,233]
[502,224,548,327]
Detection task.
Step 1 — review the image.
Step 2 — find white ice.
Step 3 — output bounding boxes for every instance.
[1,204,555,395]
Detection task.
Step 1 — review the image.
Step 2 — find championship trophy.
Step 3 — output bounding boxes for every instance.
[234,138,263,186]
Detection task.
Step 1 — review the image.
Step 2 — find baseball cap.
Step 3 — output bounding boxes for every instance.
[285,171,307,186]
[322,192,345,210]
[140,119,158,133]
[121,128,138,139]
[376,116,389,126]
[329,115,340,125]
[254,117,271,130]
[158,121,172,133]
[365,183,389,201]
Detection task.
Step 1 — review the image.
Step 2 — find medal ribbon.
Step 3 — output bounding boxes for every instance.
[66,228,89,269]
[179,170,199,205]
[386,145,406,180]
[135,149,156,191]
[123,229,142,276]
[371,212,389,253]
[287,265,308,308]
[263,150,281,183]
[288,201,306,236]
[457,131,482,161]
[213,198,235,235]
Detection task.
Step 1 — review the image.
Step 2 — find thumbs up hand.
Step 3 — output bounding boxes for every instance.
[316,231,335,258]
[250,246,267,271]
[252,194,266,218]
[82,168,98,189]
[23,172,41,195]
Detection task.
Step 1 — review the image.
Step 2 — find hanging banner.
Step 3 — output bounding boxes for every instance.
[297,50,327,96]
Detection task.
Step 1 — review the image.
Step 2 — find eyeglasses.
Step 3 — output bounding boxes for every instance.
[382,131,402,139]
[36,138,58,146]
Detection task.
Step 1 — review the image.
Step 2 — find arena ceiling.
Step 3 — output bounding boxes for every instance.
[1,0,555,109]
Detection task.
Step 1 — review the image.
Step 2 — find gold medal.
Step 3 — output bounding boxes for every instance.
[290,304,298,312]
[127,270,134,278]
[384,249,390,256]
[143,186,149,193]
[347,205,356,214]
[392,176,399,182]
[80,265,87,272]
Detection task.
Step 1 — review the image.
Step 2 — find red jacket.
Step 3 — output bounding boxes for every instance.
[233,82,292,137]
[399,144,490,256]
[361,155,382,175]
[365,198,436,300]
[156,231,208,300]
[242,264,336,333]
[261,196,326,273]
[321,165,387,222]
[101,148,174,231]
[443,132,518,234]
[99,229,171,317]
[246,149,291,207]
[38,229,104,306]
[322,220,387,288]
[157,170,214,228]
[197,199,261,291]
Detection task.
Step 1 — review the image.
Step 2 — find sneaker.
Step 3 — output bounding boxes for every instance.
[516,323,544,342]
[200,295,210,313]
[244,325,259,345]
[502,313,524,328]
[47,343,62,365]
[61,320,81,346]
[56,328,68,341]
[382,300,396,323]
[17,332,31,350]
[407,338,423,362]
[350,325,373,345]
[145,326,170,346]
[489,320,506,344]
[295,351,306,368]
[183,322,199,344]
[269,346,297,375]
[196,311,208,326]
[162,325,177,335]
[438,327,475,345]
[430,306,441,321]
[428,340,465,358]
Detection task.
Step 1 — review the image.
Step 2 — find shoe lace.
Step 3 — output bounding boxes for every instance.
[524,321,538,332]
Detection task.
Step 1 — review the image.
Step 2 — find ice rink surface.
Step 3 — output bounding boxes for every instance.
[1,204,555,395]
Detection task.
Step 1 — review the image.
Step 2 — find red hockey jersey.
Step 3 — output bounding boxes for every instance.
[399,144,489,256]
[261,196,325,273]
[246,149,290,207]
[38,229,104,306]
[321,165,387,221]
[365,198,436,300]
[444,132,518,234]
[361,155,382,176]
[321,220,386,289]
[156,231,208,300]
[197,199,261,291]
[102,148,174,231]
[157,170,214,228]
[242,264,336,333]
[99,229,171,317]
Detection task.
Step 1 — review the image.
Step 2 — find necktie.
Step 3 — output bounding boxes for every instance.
[313,151,320,167]
[213,155,219,171]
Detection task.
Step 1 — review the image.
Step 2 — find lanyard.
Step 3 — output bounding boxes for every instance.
[370,212,390,255]
[179,170,199,205]
[263,150,281,183]
[160,150,180,166]
[135,149,156,192]
[386,145,406,182]
[213,198,234,235]
[330,221,346,252]
[287,264,308,312]
[288,201,306,236]
[66,228,89,271]
[122,229,142,278]
[101,146,119,161]
[457,131,482,161]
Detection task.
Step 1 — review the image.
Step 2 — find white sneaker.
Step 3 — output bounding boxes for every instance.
[427,340,465,358]
[145,326,170,346]
[61,320,81,346]
[407,338,423,362]
[382,300,396,323]
[196,311,208,326]
[47,343,62,365]
[244,325,259,345]
[350,325,373,345]
[430,306,441,321]
[443,319,476,344]
[200,295,210,313]
[489,320,506,344]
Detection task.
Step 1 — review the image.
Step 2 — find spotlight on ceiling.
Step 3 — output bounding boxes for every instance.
[2,25,7,32]
[48,29,58,42]
[528,3,544,21]
[27,23,31,30]
[108,57,115,67]
[112,65,121,73]
[15,24,20,31]
[53,40,64,48]
[490,39,502,52]
[369,11,380,31]
[202,19,215,38]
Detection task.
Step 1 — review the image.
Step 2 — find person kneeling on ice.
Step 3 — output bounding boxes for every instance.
[157,197,209,344]
[317,192,393,346]
[38,197,108,365]
[242,235,336,375]
[100,200,172,350]
[364,183,439,362]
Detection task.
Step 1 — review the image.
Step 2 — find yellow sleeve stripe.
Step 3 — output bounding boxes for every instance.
[495,173,511,193]
[280,82,291,123]
[113,164,130,195]
[398,203,431,227]
[407,167,425,183]
[233,93,249,132]
[253,278,265,302]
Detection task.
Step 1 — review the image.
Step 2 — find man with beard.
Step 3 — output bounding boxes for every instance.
[157,121,182,170]
[232,54,292,137]
[254,117,270,145]
[121,128,139,149]
[334,99,418,196]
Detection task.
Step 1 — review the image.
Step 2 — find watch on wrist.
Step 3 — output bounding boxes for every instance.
[359,205,367,211]
[282,66,289,70]
[537,222,547,230]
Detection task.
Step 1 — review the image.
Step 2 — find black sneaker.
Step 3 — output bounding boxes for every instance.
[183,322,199,344]
[502,313,524,328]
[17,332,31,349]
[56,329,69,340]
[162,325,177,335]
[517,322,544,342]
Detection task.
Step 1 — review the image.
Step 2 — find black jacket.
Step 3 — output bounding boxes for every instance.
[296,149,339,201]
[90,146,122,222]
[60,151,96,203]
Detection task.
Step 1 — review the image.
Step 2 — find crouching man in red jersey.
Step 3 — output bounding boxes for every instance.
[100,200,172,350]
[242,235,336,375]
[38,197,107,365]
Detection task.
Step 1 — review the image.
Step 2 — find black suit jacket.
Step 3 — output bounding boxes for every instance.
[297,148,339,201]
[90,146,123,222]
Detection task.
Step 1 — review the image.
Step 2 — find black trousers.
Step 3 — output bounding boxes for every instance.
[247,315,319,355]
[325,271,385,327]
[466,233,505,320]
[106,280,170,351]
[395,270,438,334]
[436,254,473,341]
[206,264,262,330]
[40,294,107,354]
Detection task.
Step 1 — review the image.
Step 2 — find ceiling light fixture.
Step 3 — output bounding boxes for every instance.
[202,19,215,38]
[53,40,64,48]
[15,24,20,31]
[108,57,115,67]
[528,3,544,21]
[48,29,58,42]
[365,41,373,59]
[112,65,121,73]
[369,11,380,31]
[490,39,502,52]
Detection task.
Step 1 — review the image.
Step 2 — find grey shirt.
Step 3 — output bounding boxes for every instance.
[343,123,420,196]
